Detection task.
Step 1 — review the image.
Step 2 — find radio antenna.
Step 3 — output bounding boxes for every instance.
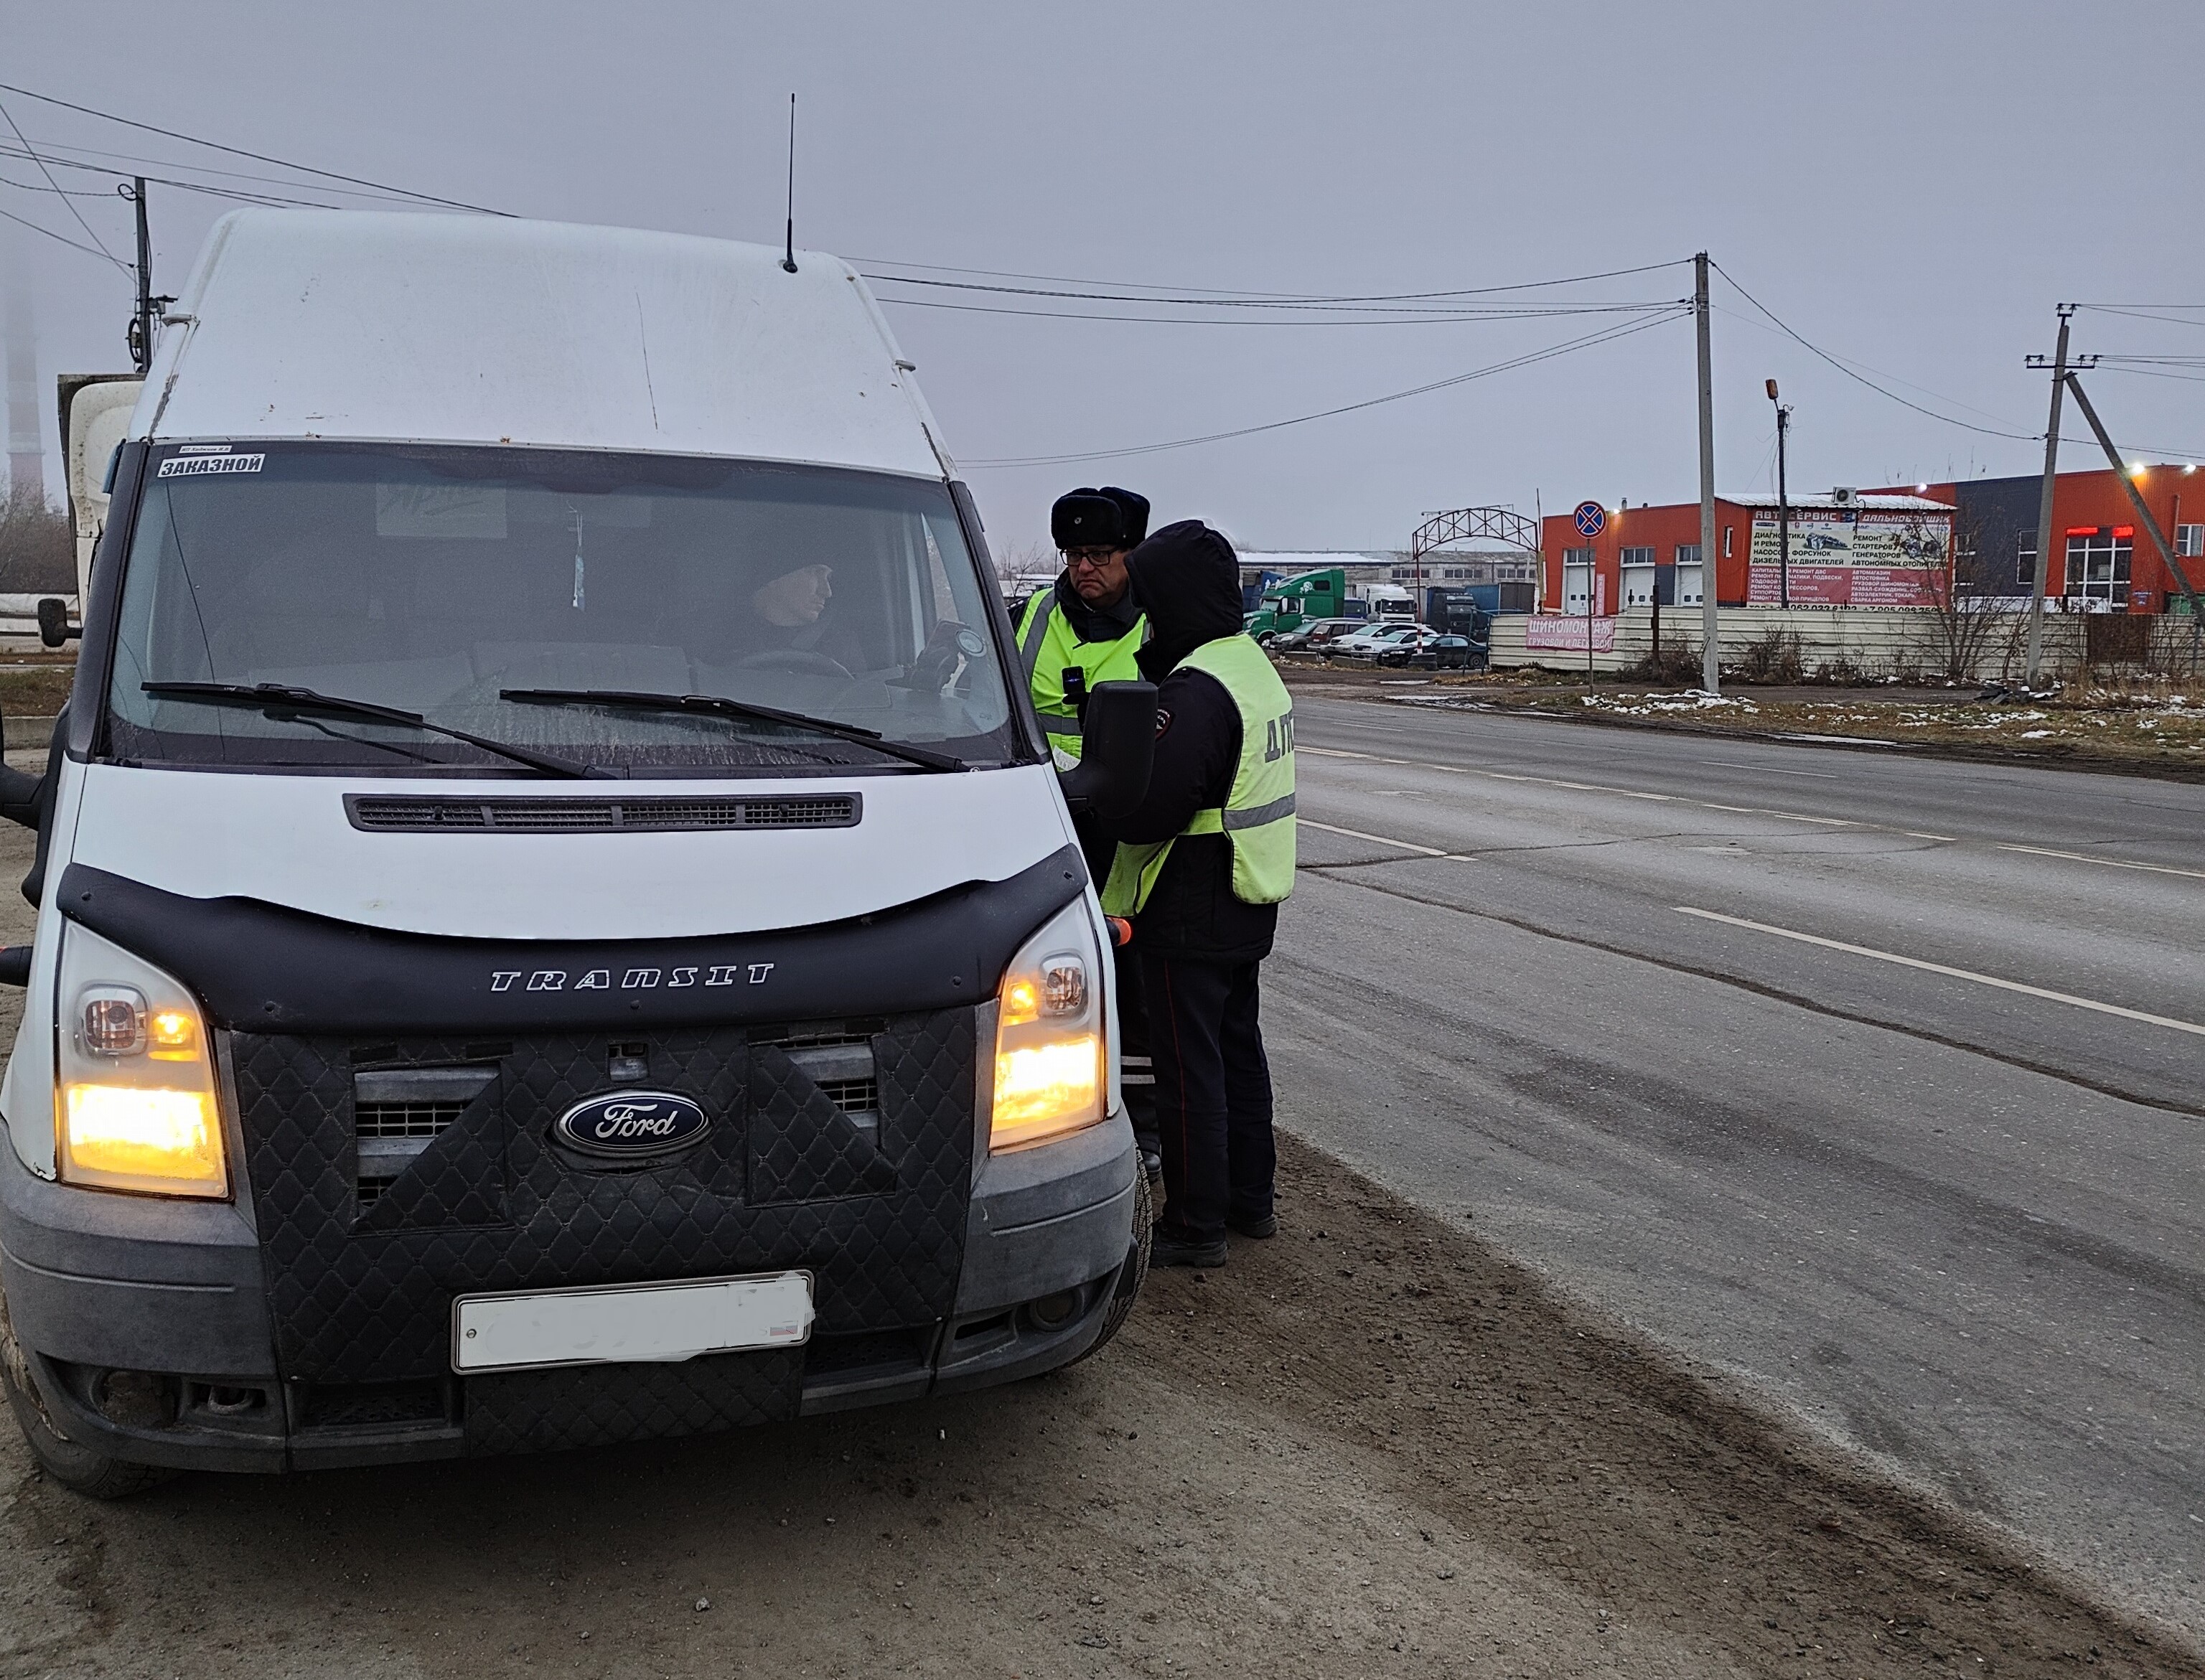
[781,93,799,273]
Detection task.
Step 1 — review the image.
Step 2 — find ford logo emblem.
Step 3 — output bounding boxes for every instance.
[554,1091,711,1159]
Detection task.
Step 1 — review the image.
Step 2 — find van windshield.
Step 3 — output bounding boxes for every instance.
[103,444,1021,775]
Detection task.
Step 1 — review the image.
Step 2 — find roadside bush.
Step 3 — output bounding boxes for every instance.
[1622,642,1703,687]
[1726,628,1804,685]
[1807,652,1874,685]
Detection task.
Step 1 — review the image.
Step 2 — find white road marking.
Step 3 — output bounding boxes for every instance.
[1301,731,2197,878]
[1300,819,1458,858]
[1994,844,2205,882]
[1697,759,1838,779]
[1673,907,2205,1038]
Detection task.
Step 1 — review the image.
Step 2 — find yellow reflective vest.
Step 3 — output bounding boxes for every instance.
[1101,634,1296,916]
[1016,588,1147,768]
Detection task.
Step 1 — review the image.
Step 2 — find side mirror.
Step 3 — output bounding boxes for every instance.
[1057,679,1156,820]
[36,598,78,649]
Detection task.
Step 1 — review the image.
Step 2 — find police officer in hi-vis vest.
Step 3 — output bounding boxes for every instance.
[1100,521,1295,1268]
[1016,487,1159,1174]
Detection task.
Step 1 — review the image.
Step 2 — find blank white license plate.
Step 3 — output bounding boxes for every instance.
[451,1271,814,1374]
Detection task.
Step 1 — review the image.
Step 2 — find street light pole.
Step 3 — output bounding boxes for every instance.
[1766,378,1792,609]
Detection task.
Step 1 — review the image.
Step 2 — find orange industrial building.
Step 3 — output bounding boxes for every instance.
[1890,463,2201,615]
[1537,465,2201,614]
[1537,490,1953,614]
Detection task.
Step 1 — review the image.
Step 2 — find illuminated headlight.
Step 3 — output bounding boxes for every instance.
[990,901,1107,1152]
[54,926,226,1198]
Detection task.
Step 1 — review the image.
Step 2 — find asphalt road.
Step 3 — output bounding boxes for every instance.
[1268,693,2205,1639]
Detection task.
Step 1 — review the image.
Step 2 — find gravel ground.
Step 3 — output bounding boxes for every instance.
[0,789,2195,1677]
[1277,663,2205,774]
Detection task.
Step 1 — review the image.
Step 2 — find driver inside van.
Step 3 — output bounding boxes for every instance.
[753,562,833,629]
[731,560,865,671]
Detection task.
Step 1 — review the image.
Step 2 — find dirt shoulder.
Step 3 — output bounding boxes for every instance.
[0,1130,2192,1677]
[1280,663,2205,779]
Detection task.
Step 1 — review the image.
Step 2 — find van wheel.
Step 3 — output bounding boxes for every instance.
[0,1315,174,1500]
[1076,1168,1152,1364]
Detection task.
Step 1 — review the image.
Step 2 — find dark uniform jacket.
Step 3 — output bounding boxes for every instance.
[1100,522,1279,965]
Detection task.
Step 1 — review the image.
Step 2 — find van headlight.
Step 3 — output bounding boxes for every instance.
[54,925,227,1198]
[990,901,1107,1153]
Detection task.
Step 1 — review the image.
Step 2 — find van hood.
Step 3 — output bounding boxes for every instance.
[67,762,1077,941]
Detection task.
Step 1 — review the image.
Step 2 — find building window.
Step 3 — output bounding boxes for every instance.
[2064,529,2133,606]
[1619,545,1654,567]
[1722,527,1733,558]
[1675,544,1700,566]
[2016,534,2037,589]
[2178,523,2204,559]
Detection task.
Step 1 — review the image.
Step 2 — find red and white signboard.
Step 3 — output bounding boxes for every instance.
[1748,507,1951,608]
[1525,615,1617,653]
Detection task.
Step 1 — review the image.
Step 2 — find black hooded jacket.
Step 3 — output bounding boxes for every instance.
[1099,520,1278,964]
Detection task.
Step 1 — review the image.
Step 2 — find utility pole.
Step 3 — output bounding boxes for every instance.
[126,178,153,373]
[2022,306,2072,688]
[1766,378,1792,608]
[1695,253,1719,694]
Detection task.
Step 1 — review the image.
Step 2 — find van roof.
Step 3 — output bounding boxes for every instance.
[136,210,950,478]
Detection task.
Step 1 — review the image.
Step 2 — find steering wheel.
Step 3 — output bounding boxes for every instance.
[736,649,853,680]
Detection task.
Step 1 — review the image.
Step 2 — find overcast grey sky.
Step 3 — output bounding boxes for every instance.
[6,0,2201,554]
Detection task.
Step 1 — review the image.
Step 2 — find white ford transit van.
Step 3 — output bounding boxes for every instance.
[0,211,1154,1492]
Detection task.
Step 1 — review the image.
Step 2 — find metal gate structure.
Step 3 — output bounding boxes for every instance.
[1408,507,1541,621]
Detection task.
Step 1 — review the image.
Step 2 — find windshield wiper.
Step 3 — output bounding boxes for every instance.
[141,682,607,779]
[499,688,968,773]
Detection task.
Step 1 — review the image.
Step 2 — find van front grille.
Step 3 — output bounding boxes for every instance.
[344,794,861,835]
[813,1076,879,1114]
[356,1101,467,1138]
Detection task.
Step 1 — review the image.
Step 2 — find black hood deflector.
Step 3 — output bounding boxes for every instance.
[58,846,1087,1036]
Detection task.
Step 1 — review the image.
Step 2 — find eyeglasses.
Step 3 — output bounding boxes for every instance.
[1064,549,1122,571]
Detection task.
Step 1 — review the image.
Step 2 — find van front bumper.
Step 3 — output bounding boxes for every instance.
[0,1110,1138,1474]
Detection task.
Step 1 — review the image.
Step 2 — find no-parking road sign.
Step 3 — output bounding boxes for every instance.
[1573,501,1606,538]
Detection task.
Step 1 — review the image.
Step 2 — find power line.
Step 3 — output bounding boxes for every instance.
[0,171,108,198]
[0,166,338,211]
[880,295,1683,328]
[0,144,346,208]
[1706,300,2028,431]
[1710,260,2041,444]
[864,261,1692,311]
[0,95,125,272]
[0,135,423,206]
[0,80,508,215]
[961,307,1690,469]
[0,200,117,262]
[2075,305,2205,332]
[856,254,1692,304]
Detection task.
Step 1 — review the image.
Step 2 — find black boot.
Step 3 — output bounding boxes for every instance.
[1150,1229,1228,1268]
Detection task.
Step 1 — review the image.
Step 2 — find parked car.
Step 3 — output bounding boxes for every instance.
[1330,624,1420,658]
[1370,627,1456,666]
[1271,617,1366,652]
[1406,635,1486,671]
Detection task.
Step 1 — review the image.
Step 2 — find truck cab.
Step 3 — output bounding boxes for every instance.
[0,211,1151,1491]
[1244,567,1352,644]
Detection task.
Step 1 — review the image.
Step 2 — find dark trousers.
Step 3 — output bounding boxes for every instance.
[1115,946,1157,1156]
[1141,954,1275,1244]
